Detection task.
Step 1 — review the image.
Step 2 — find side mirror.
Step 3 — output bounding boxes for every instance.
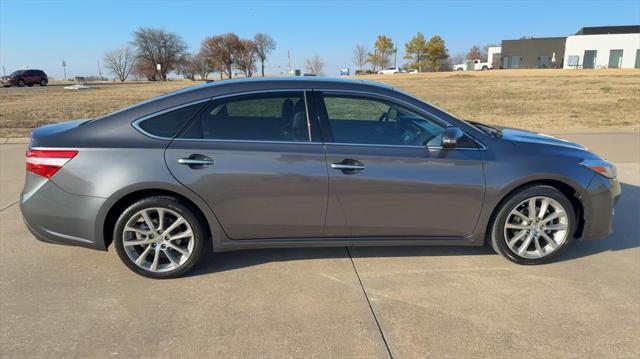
[442,126,464,149]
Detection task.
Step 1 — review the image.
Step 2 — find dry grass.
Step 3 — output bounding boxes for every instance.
[1,69,639,137]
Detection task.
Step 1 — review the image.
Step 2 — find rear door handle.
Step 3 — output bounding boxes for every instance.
[331,159,365,174]
[178,155,214,168]
[331,163,365,170]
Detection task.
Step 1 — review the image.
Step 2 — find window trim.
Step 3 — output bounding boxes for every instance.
[314,90,485,151]
[132,98,212,140]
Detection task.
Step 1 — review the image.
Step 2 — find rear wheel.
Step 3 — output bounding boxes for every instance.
[490,185,575,264]
[40,79,47,86]
[114,196,206,278]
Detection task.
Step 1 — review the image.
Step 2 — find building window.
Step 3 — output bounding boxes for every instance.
[510,56,522,69]
[583,50,597,69]
[538,55,550,68]
[608,49,624,68]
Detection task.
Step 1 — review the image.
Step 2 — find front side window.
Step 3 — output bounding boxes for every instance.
[181,92,310,142]
[320,94,446,147]
[137,102,205,138]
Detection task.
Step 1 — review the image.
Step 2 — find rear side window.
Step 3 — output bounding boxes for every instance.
[137,102,205,138]
[180,91,310,142]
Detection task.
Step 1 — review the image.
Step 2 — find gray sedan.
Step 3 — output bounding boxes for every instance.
[20,78,621,278]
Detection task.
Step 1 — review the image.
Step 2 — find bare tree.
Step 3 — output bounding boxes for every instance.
[131,28,187,81]
[178,54,197,81]
[103,47,136,82]
[178,51,212,81]
[353,45,368,73]
[253,33,276,77]
[201,33,241,79]
[235,39,258,77]
[305,55,324,75]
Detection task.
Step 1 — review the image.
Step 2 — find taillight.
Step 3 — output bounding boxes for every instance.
[26,149,78,179]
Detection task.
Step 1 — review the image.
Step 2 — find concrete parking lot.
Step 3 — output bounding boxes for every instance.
[0,130,638,358]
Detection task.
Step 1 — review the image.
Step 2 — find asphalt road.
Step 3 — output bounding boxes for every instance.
[0,130,638,358]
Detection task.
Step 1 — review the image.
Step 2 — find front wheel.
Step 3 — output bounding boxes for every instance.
[490,185,576,265]
[114,196,206,278]
[17,79,25,87]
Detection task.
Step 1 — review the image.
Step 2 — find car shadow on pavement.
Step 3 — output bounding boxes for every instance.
[185,182,639,277]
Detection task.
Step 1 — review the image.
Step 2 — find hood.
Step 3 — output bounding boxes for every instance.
[31,119,92,141]
[500,128,586,150]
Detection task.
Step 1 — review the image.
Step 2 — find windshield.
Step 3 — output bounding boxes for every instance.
[9,70,24,76]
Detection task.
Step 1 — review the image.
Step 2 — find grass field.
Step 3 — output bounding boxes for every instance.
[0,69,638,137]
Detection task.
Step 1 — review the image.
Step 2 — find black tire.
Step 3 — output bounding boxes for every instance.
[482,66,488,71]
[113,196,206,279]
[17,79,25,87]
[40,79,47,86]
[489,185,576,265]
[456,68,463,71]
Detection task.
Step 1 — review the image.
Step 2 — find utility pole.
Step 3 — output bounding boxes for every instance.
[62,59,67,80]
[97,58,103,80]
[287,50,291,74]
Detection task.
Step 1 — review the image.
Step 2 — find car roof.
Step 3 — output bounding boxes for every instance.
[195,76,394,92]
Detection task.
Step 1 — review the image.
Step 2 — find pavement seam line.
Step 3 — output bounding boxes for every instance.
[0,201,18,213]
[346,247,394,359]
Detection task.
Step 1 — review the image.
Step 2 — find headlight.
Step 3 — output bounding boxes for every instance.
[580,159,617,179]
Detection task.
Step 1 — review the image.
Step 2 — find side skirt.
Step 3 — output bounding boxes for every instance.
[213,236,484,252]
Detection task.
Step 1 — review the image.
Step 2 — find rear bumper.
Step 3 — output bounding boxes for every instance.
[580,174,622,240]
[20,174,107,250]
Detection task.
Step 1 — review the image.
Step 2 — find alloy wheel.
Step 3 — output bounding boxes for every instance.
[122,207,195,273]
[503,196,570,259]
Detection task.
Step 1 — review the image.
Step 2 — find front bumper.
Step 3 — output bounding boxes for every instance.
[20,173,107,250]
[580,174,622,240]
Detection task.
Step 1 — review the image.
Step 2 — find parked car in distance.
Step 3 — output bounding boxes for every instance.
[377,67,404,74]
[21,78,621,278]
[453,59,492,71]
[2,69,48,87]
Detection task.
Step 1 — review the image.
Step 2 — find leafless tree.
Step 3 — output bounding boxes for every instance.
[253,33,276,77]
[305,55,324,75]
[131,28,187,81]
[178,51,212,81]
[235,39,258,77]
[353,45,368,72]
[103,47,136,82]
[201,33,241,79]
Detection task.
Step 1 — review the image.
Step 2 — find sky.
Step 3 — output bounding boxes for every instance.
[1,0,639,79]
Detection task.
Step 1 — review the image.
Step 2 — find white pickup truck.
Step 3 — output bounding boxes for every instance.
[453,59,492,71]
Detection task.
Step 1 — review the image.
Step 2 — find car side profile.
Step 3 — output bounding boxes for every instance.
[2,69,48,87]
[20,78,621,278]
[377,67,404,75]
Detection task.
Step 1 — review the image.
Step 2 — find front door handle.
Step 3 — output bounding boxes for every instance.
[331,159,365,174]
[178,155,214,168]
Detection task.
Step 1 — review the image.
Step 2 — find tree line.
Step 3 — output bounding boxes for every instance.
[353,32,449,73]
[103,28,276,82]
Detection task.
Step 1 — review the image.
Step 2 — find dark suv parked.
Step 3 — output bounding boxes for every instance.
[2,69,48,87]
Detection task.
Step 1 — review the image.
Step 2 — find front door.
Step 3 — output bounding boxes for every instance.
[315,92,485,238]
[166,91,328,240]
[583,50,597,69]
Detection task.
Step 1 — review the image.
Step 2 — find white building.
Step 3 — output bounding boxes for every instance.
[487,46,501,67]
[563,26,640,69]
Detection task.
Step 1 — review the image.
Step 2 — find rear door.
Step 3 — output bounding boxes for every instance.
[165,91,329,240]
[315,91,485,238]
